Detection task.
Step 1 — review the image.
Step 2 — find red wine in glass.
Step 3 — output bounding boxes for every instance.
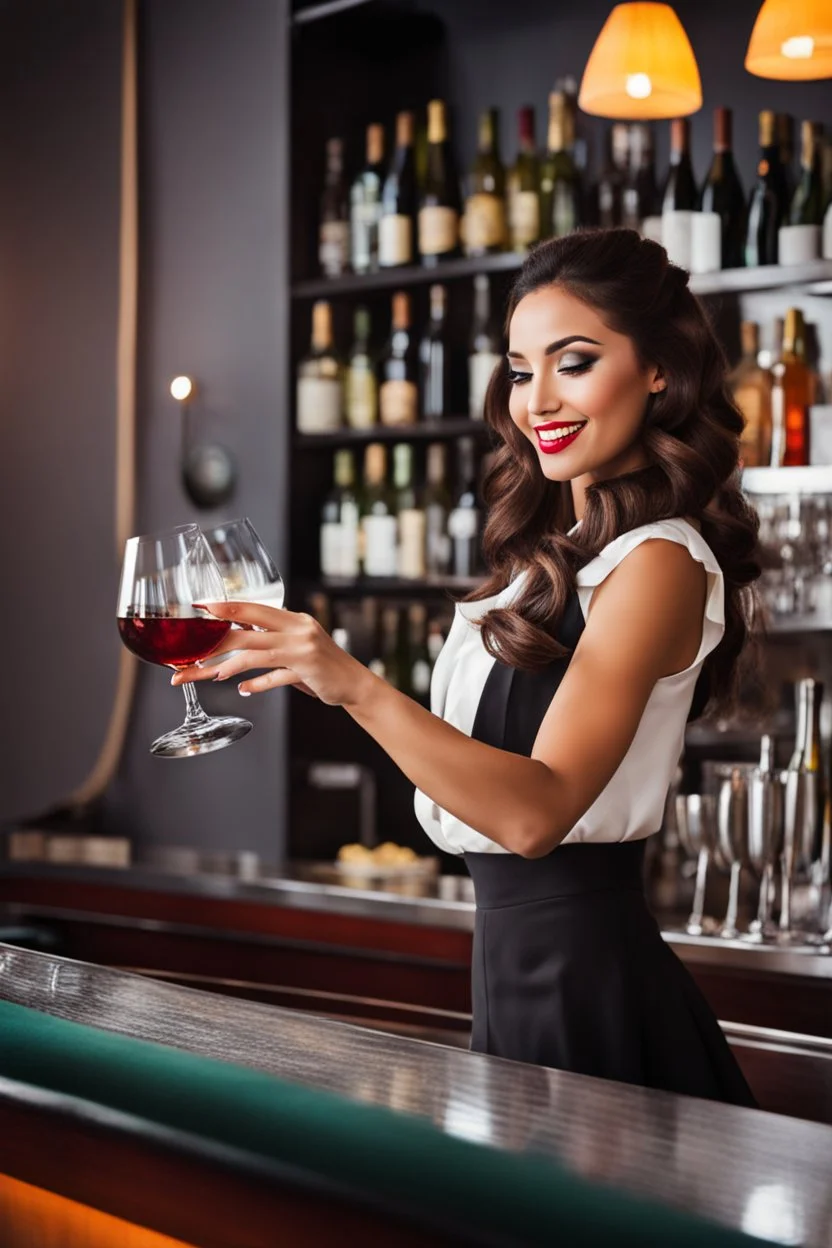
[118,615,231,668]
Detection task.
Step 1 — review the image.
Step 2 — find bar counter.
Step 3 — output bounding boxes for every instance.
[2,944,832,1247]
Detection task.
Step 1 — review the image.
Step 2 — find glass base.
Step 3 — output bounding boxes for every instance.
[150,715,252,758]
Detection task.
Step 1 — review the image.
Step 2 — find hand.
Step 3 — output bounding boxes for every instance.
[171,601,373,707]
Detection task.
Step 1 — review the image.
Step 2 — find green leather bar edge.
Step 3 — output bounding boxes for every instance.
[0,1000,770,1247]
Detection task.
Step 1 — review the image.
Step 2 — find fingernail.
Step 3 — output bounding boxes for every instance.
[170,674,179,686]
[238,687,251,698]
[213,672,227,682]
[195,660,204,668]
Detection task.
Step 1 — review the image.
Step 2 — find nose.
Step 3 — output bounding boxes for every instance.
[527,370,563,419]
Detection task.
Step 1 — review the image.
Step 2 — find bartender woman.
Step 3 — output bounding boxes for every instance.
[177,229,759,1107]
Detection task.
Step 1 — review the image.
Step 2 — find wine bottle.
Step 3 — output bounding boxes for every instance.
[380,110,417,268]
[729,322,771,468]
[374,605,404,688]
[746,110,790,267]
[320,449,360,578]
[418,99,461,266]
[424,442,452,576]
[379,291,418,427]
[350,123,385,274]
[779,307,813,467]
[296,301,343,434]
[393,442,426,580]
[661,118,697,212]
[468,273,502,419]
[596,124,630,229]
[448,436,482,577]
[318,137,350,278]
[420,284,449,421]
[540,91,580,239]
[777,112,797,205]
[507,106,541,252]
[345,305,377,430]
[408,603,432,703]
[463,107,507,257]
[360,443,397,577]
[698,108,746,270]
[622,123,659,233]
[790,120,824,227]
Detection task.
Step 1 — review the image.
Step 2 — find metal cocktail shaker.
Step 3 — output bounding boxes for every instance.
[781,678,825,941]
[746,735,784,942]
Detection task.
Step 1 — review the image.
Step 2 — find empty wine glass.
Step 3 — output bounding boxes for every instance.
[117,524,253,757]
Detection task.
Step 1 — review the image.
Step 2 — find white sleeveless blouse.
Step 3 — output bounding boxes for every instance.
[413,517,725,855]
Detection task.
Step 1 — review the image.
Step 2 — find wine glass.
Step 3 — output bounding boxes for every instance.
[117,524,253,757]
[202,517,284,608]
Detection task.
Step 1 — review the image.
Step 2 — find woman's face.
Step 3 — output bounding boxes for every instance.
[506,284,665,488]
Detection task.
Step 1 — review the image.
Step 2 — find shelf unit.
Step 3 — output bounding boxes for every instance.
[311,574,482,596]
[294,416,493,449]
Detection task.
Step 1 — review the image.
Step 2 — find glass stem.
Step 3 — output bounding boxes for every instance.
[181,681,210,725]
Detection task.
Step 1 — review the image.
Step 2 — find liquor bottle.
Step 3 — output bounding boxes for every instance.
[380,110,417,268]
[622,123,659,233]
[408,603,432,703]
[463,107,507,257]
[423,442,452,576]
[779,307,813,467]
[418,99,461,266]
[360,443,397,577]
[318,137,350,278]
[419,284,449,421]
[345,305,377,430]
[745,110,790,267]
[596,124,630,229]
[296,301,343,434]
[350,122,385,274]
[729,322,772,468]
[320,449,360,578]
[379,291,418,427]
[789,120,824,227]
[393,442,426,580]
[468,273,502,419]
[539,91,580,239]
[661,118,697,213]
[448,436,482,577]
[777,113,797,204]
[698,108,746,270]
[507,106,540,252]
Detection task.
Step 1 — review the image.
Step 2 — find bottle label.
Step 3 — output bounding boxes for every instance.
[412,659,432,696]
[379,378,418,426]
[418,206,458,256]
[346,368,378,428]
[319,221,349,276]
[463,194,506,252]
[468,352,501,419]
[363,514,398,576]
[510,191,540,247]
[448,507,479,541]
[297,376,342,433]
[320,511,359,578]
[398,508,426,578]
[379,214,413,266]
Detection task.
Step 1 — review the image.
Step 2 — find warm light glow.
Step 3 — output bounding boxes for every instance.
[170,375,193,401]
[745,0,832,80]
[579,3,702,120]
[625,72,653,98]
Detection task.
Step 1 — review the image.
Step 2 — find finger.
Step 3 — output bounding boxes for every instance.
[198,629,278,660]
[194,601,302,631]
[238,668,307,696]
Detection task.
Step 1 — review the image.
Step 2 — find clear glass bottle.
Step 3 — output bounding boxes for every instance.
[420,284,449,421]
[393,442,426,580]
[448,436,482,577]
[296,301,343,434]
[379,291,419,427]
[360,442,397,578]
[345,306,377,430]
[468,273,502,420]
[423,442,452,576]
[320,449,360,578]
[350,123,385,274]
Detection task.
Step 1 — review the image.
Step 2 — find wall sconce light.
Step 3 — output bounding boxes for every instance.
[170,375,237,510]
[745,0,832,80]
[578,2,702,120]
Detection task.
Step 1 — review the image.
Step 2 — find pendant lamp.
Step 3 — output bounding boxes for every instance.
[745,0,832,80]
[578,2,702,120]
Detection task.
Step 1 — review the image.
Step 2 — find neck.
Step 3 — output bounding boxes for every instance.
[570,444,649,520]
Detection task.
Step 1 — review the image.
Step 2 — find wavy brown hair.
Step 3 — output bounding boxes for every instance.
[465,228,760,717]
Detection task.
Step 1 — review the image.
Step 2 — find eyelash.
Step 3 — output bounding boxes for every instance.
[507,359,595,386]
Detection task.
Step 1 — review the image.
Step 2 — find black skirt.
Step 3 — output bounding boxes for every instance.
[463,589,756,1108]
[465,841,757,1108]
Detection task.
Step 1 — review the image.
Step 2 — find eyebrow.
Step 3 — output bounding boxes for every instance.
[506,335,603,360]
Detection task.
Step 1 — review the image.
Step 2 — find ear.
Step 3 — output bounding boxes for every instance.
[648,366,666,394]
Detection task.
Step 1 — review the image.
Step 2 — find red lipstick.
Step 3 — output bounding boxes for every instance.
[533,420,587,455]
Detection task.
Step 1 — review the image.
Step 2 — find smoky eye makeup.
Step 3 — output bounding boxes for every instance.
[557,351,598,375]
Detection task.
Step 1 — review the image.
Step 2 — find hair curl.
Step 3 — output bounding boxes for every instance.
[465,228,761,718]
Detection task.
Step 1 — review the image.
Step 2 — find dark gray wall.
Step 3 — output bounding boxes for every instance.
[1,0,291,865]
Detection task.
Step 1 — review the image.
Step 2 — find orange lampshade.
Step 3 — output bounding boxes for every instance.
[578,2,702,120]
[745,0,832,80]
